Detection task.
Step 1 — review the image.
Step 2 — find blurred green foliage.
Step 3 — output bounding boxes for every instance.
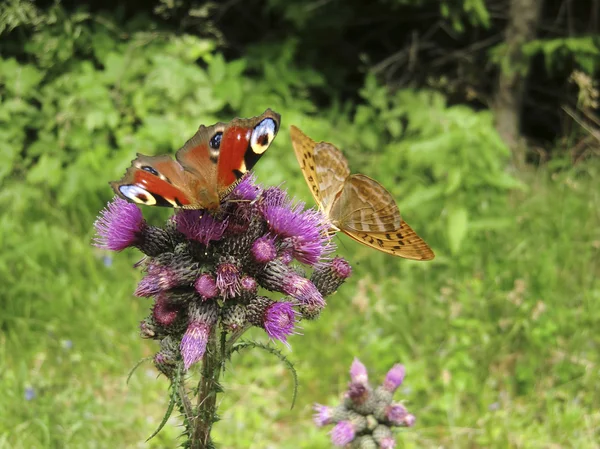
[0,2,599,448]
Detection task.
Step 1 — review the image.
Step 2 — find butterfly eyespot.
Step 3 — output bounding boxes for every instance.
[250,118,277,155]
[210,132,223,150]
[141,166,159,176]
[119,185,157,206]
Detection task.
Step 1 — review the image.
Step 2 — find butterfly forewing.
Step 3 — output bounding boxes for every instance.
[111,154,199,207]
[290,126,326,207]
[313,142,350,214]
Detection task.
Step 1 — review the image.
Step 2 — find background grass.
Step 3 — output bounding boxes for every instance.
[1,2,599,448]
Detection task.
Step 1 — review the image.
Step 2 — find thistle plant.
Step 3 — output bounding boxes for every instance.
[314,359,415,448]
[93,174,352,448]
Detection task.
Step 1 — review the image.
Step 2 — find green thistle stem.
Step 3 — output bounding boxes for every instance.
[189,326,249,448]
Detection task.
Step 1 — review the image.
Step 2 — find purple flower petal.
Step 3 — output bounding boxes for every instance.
[330,421,355,446]
[386,403,408,425]
[263,302,296,344]
[383,364,405,392]
[282,273,324,307]
[346,381,369,405]
[252,236,278,264]
[330,257,352,279]
[228,173,261,201]
[350,358,368,385]
[93,197,145,251]
[176,210,227,245]
[152,293,180,326]
[380,437,397,449]
[195,273,218,300]
[215,262,241,299]
[313,403,333,427]
[134,265,178,297]
[180,321,211,370]
[240,275,257,293]
[258,186,287,210]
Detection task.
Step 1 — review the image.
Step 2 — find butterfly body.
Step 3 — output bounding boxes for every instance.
[290,126,434,261]
[112,109,281,209]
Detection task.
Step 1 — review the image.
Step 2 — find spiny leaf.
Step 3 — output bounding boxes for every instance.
[126,356,153,384]
[146,389,176,442]
[147,366,185,442]
[230,340,298,409]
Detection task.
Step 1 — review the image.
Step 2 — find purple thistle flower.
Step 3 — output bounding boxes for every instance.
[264,203,327,241]
[282,273,324,308]
[383,364,405,392]
[330,421,355,447]
[259,186,287,209]
[279,248,294,265]
[346,381,369,405]
[350,358,369,385]
[240,275,257,293]
[134,266,178,297]
[195,273,218,300]
[176,210,227,245]
[403,414,416,427]
[313,403,334,427]
[330,257,352,279]
[386,403,408,426]
[289,235,332,266]
[252,236,278,264]
[93,197,145,251]
[229,173,261,201]
[180,321,211,370]
[152,293,180,326]
[215,262,241,299]
[263,301,296,344]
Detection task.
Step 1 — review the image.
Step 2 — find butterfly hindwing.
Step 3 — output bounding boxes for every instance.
[331,174,401,232]
[344,223,436,261]
[111,154,198,207]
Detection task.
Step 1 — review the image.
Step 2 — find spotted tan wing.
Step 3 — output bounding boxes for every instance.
[291,126,325,207]
[331,174,434,260]
[290,126,434,260]
[329,174,401,232]
[342,222,435,260]
[313,142,350,213]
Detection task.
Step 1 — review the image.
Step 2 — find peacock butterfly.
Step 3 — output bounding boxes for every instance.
[111,109,281,209]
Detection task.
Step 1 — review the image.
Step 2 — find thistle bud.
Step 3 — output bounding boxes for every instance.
[311,257,352,296]
[221,304,247,332]
[152,292,180,327]
[180,303,218,370]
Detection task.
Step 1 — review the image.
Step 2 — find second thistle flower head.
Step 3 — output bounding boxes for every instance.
[314,359,415,448]
[94,175,352,373]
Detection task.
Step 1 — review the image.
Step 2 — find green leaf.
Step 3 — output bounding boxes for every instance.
[444,169,463,195]
[26,154,63,187]
[231,340,298,409]
[447,206,468,255]
[208,54,226,84]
